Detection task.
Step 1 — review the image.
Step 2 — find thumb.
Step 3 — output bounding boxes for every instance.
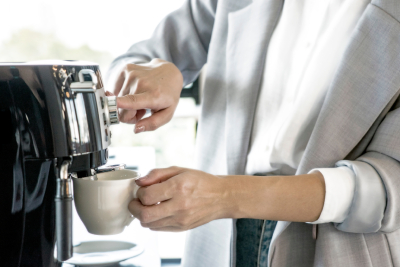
[136,167,185,187]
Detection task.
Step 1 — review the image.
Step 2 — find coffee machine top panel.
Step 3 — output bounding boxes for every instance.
[0,61,117,159]
[0,60,99,66]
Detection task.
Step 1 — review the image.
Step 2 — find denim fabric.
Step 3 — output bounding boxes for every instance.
[236,219,277,267]
[259,220,278,266]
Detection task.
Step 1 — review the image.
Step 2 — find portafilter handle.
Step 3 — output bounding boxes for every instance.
[55,160,73,262]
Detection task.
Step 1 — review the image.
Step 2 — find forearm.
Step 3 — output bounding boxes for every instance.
[219,172,325,222]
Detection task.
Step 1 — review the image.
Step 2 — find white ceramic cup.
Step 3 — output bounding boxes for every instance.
[72,169,140,235]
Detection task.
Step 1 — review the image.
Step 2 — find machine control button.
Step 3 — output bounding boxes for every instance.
[103,113,107,125]
[106,96,119,125]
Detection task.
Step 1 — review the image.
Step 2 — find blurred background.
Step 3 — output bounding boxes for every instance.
[1,0,199,266]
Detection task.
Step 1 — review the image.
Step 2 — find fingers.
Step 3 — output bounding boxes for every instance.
[129,198,174,224]
[111,60,182,132]
[142,217,183,231]
[134,107,174,133]
[148,227,185,232]
[119,109,137,123]
[119,109,147,124]
[136,166,185,187]
[139,210,206,232]
[113,64,143,96]
[129,198,195,231]
[136,179,174,205]
[135,109,147,121]
[118,105,173,132]
[147,219,206,232]
[113,64,142,97]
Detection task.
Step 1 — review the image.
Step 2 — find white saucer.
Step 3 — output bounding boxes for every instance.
[65,240,144,266]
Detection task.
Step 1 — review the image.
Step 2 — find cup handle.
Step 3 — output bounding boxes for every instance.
[133,183,139,199]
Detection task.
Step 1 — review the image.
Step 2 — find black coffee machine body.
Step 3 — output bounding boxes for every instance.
[0,61,118,266]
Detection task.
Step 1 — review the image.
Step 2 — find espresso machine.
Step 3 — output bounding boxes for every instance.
[0,61,119,266]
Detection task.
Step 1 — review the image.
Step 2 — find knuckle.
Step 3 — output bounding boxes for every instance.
[180,199,190,211]
[140,192,153,206]
[175,179,193,197]
[170,166,180,172]
[126,71,137,82]
[175,180,186,194]
[127,67,136,75]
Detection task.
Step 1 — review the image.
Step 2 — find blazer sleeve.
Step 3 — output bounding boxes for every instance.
[106,0,217,87]
[333,107,400,233]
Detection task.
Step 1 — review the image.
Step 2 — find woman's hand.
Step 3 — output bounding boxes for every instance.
[112,58,183,133]
[129,167,233,232]
[129,167,325,232]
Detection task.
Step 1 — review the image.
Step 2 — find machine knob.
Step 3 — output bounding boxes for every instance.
[106,96,119,125]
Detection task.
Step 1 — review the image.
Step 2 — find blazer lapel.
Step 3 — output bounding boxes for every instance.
[225,0,284,175]
[297,4,400,174]
[270,4,400,265]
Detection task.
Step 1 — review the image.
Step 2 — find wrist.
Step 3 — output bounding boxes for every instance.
[213,176,239,219]
[215,175,259,219]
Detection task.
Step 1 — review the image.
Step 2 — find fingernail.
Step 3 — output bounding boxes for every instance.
[134,125,145,134]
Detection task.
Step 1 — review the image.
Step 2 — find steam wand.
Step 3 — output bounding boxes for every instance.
[55,160,73,261]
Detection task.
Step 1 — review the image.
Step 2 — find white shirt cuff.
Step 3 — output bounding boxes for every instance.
[307,167,356,224]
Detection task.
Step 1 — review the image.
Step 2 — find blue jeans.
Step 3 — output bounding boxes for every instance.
[236,219,277,267]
